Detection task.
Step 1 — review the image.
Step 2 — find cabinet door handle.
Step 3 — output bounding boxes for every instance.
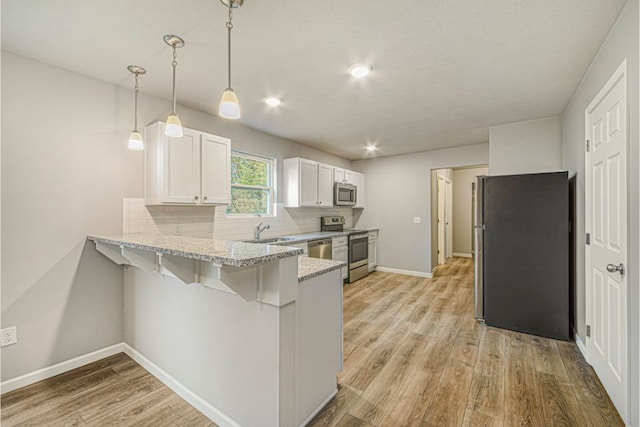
[194,196,199,200]
[203,196,208,201]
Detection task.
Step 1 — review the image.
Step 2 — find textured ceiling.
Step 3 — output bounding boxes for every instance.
[1,0,627,159]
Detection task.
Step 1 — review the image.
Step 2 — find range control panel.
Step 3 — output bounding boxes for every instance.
[321,216,345,226]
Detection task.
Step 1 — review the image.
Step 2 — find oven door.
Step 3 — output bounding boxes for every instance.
[349,234,369,269]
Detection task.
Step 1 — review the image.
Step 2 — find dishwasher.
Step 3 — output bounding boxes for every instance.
[308,238,332,260]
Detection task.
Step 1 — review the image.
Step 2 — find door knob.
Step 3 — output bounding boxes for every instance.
[606,263,625,275]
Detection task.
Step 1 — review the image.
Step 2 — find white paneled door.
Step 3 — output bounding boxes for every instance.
[585,59,627,423]
[437,175,446,265]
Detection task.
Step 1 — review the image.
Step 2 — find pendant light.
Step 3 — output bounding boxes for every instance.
[127,65,146,150]
[219,0,243,119]
[163,34,186,137]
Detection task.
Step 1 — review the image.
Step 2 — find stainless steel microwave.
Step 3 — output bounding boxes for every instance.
[334,182,357,206]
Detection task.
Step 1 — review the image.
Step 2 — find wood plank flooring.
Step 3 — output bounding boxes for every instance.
[1,257,624,426]
[309,257,624,427]
[0,353,216,427]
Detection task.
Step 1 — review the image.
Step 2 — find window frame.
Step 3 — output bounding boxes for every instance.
[226,150,276,218]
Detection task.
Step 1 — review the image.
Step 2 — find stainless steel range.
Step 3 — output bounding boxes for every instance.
[321,216,369,283]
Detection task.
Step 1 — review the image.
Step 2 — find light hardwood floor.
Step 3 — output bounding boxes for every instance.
[1,257,623,426]
[0,353,216,427]
[308,257,624,427]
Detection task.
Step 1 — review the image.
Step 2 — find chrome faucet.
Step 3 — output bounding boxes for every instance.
[255,223,270,240]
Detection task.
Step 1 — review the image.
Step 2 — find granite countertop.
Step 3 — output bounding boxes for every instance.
[88,234,302,268]
[297,257,346,282]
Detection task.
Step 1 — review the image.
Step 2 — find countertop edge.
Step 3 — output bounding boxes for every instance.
[88,235,303,268]
[297,258,346,283]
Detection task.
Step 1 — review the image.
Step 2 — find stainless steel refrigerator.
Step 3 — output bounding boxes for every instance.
[474,172,570,341]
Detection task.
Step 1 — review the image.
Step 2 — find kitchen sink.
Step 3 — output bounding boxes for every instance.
[244,237,299,244]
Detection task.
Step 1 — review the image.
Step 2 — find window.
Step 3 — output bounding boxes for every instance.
[227,151,275,216]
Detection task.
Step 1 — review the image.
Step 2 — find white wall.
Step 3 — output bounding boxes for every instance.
[452,166,488,255]
[489,116,562,176]
[1,51,352,382]
[353,143,489,274]
[560,1,639,425]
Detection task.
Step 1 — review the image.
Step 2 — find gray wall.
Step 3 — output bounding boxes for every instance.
[2,52,127,380]
[489,116,562,176]
[1,51,351,381]
[452,166,488,255]
[560,1,639,424]
[353,144,489,274]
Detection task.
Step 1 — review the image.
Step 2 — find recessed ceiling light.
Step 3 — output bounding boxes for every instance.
[365,145,377,152]
[348,64,372,78]
[264,97,282,107]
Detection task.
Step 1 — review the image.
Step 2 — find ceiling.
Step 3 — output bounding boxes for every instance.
[1,0,627,160]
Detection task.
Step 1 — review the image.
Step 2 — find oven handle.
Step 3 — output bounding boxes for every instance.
[350,234,368,241]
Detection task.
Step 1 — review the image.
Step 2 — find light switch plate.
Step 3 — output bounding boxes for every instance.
[413,216,421,224]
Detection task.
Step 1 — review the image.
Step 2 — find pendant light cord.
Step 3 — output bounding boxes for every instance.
[134,72,139,131]
[226,3,233,90]
[172,47,178,114]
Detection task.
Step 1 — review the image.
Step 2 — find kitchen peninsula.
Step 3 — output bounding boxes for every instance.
[89,234,345,427]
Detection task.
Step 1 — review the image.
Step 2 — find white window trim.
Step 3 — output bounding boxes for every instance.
[227,151,276,218]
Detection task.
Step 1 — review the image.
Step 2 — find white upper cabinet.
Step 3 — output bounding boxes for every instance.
[144,121,231,206]
[352,172,365,209]
[334,168,354,184]
[284,158,335,208]
[299,158,319,207]
[200,133,231,204]
[317,163,334,206]
[164,127,200,204]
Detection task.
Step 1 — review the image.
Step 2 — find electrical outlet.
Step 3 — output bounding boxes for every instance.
[1,326,17,347]
[175,224,182,236]
[413,216,422,224]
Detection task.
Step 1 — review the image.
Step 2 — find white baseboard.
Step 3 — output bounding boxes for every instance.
[300,389,338,427]
[574,331,587,360]
[123,344,240,427]
[375,266,433,278]
[0,343,124,394]
[453,252,473,258]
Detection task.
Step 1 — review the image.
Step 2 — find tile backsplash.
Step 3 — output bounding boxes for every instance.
[123,198,354,241]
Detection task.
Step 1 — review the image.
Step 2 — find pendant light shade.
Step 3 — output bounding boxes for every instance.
[219,0,242,120]
[219,88,240,119]
[165,113,184,137]
[164,34,185,137]
[128,130,144,150]
[127,65,146,150]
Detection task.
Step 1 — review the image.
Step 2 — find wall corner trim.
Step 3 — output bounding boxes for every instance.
[575,331,587,359]
[0,343,124,395]
[123,344,240,427]
[375,266,433,278]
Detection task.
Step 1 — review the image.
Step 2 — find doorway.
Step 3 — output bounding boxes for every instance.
[436,174,452,265]
[431,165,488,269]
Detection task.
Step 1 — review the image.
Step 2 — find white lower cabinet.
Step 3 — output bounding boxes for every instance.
[289,242,309,256]
[332,236,348,280]
[368,230,378,272]
[144,121,231,206]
